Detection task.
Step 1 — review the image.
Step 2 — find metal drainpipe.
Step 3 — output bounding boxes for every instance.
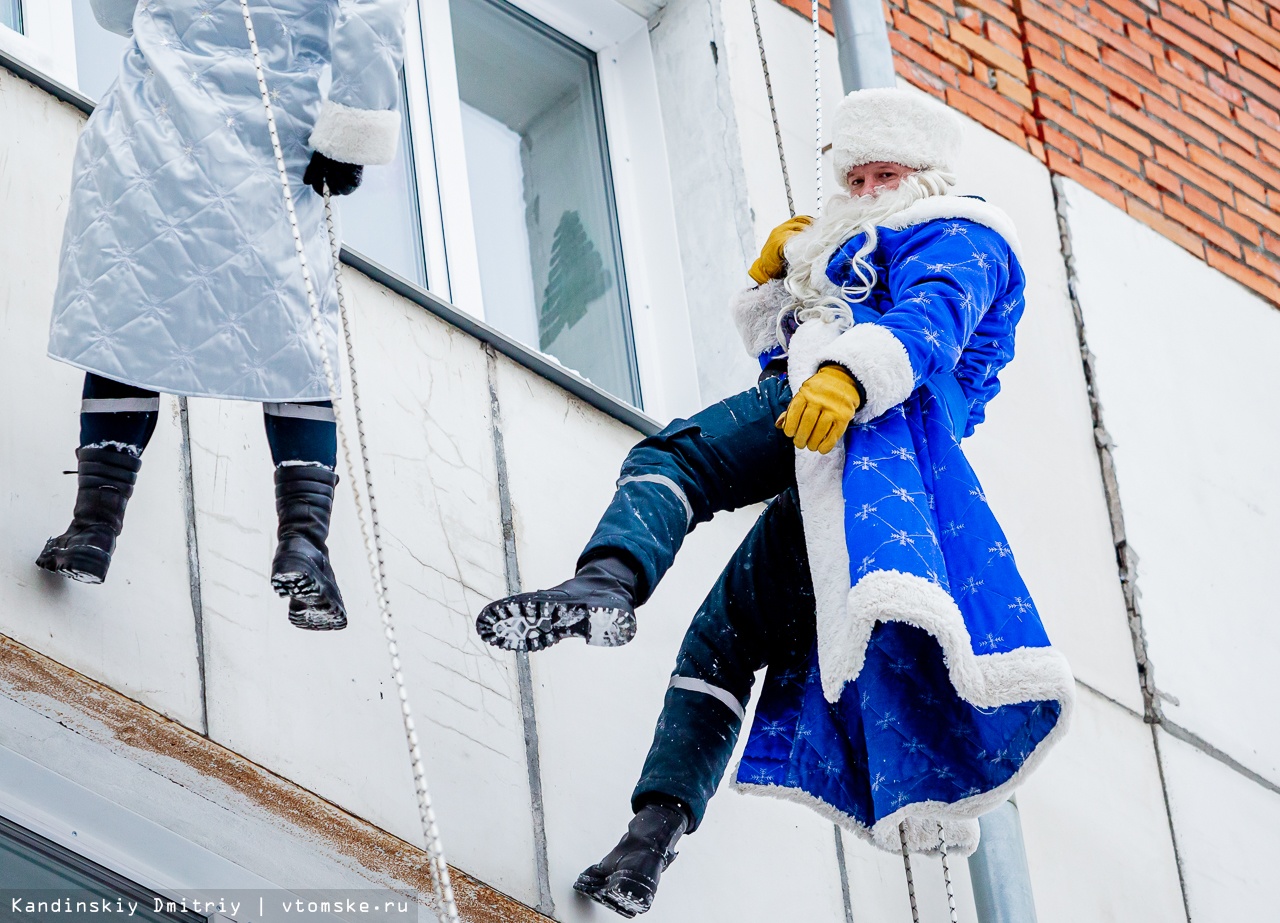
[829,0,896,90]
[826,4,1042,921]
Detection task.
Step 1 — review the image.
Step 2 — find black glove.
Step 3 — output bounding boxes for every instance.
[304,152,363,196]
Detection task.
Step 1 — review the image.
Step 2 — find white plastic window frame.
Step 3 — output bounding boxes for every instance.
[0,0,77,84]
[415,0,701,420]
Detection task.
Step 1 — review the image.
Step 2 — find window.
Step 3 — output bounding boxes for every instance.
[450,0,641,405]
[0,815,206,922]
[1,0,21,33]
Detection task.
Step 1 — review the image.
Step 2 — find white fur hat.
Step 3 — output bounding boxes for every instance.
[831,88,963,189]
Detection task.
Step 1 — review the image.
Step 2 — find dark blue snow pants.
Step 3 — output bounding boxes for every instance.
[579,375,797,603]
[631,489,815,831]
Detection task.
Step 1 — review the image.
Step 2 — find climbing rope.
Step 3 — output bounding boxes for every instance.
[938,822,959,923]
[812,0,823,212]
[899,822,920,923]
[748,0,794,217]
[237,4,460,921]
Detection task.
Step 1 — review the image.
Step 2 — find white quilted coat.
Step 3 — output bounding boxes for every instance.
[47,0,409,401]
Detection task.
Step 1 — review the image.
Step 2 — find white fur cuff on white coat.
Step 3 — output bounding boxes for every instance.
[310,100,400,166]
[730,279,789,358]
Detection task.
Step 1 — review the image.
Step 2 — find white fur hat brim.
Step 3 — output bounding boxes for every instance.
[831,88,963,189]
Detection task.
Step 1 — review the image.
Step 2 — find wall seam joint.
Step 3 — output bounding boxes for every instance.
[177,396,209,737]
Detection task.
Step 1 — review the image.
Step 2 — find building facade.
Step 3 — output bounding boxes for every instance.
[0,0,1275,919]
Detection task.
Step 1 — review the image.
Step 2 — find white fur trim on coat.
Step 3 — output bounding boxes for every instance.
[730,279,789,358]
[820,323,915,424]
[832,88,962,187]
[310,100,400,166]
[881,194,1024,263]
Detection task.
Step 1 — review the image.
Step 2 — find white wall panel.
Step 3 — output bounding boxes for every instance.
[189,276,538,903]
[1063,179,1280,781]
[1157,728,1278,920]
[0,71,204,730]
[1017,686,1186,923]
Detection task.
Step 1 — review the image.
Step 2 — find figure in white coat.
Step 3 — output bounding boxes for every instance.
[38,0,409,630]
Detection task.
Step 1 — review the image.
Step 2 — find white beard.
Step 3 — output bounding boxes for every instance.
[781,168,953,329]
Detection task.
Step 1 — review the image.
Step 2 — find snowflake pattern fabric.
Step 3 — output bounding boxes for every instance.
[47,0,408,401]
[735,215,1073,853]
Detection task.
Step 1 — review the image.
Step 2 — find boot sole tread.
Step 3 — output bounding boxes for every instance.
[475,597,635,652]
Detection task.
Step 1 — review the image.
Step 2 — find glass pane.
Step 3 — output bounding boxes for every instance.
[450,0,641,406]
[0,816,205,922]
[67,2,427,287]
[1,0,21,33]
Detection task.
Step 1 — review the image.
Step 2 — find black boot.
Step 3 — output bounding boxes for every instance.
[37,447,142,584]
[270,465,347,631]
[573,803,689,917]
[475,553,641,652]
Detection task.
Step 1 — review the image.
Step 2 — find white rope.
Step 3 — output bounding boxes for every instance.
[236,4,460,921]
[899,822,920,923]
[812,0,823,214]
[938,822,959,923]
[748,0,794,217]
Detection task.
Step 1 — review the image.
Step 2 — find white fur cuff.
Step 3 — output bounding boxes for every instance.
[310,100,400,166]
[820,324,915,423]
[730,279,788,358]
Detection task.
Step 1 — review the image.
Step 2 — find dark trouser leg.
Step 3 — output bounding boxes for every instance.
[580,375,795,602]
[262,402,345,631]
[36,374,158,583]
[632,488,814,831]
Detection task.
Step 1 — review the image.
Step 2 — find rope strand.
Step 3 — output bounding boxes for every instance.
[812,0,823,213]
[237,4,459,920]
[939,822,959,923]
[900,822,920,923]
[749,0,794,217]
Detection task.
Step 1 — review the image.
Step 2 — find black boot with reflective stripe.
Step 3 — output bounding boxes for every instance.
[37,447,142,584]
[270,465,347,631]
[573,802,690,917]
[475,553,640,652]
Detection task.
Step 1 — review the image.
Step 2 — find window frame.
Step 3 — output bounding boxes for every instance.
[0,0,76,84]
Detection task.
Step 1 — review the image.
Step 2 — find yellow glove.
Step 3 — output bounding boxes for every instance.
[748,216,813,284]
[777,365,862,454]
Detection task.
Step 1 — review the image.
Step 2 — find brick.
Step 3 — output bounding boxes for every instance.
[996,70,1035,106]
[1048,146,1130,206]
[1100,0,1156,22]
[907,0,950,31]
[1223,205,1263,243]
[1183,95,1260,151]
[958,70,1033,119]
[1149,17,1227,73]
[1110,97,1191,156]
[1234,104,1280,144]
[963,0,1021,28]
[900,61,952,95]
[1226,2,1280,52]
[974,60,993,85]
[1020,0,1101,56]
[1090,2,1127,33]
[932,0,958,15]
[1270,188,1280,211]
[985,21,1024,57]
[1142,93,1224,151]
[1216,140,1280,192]
[1206,247,1280,303]
[1154,57,1233,114]
[1206,70,1248,108]
[1186,142,1265,202]
[1143,158,1184,194]
[1162,5,1239,54]
[1044,124,1084,159]
[1265,231,1280,257]
[1213,12,1280,70]
[1075,97,1157,155]
[1165,0,1215,22]
[1124,22,1166,59]
[893,9,934,46]
[1102,133,1145,169]
[1037,98,1105,146]
[949,22,1030,79]
[1027,134,1049,161]
[930,31,974,70]
[1182,183,1224,217]
[1074,47,1144,103]
[1083,146,1162,204]
[1029,47,1111,106]
[1030,71,1074,106]
[1025,22,1065,55]
[1239,47,1280,92]
[1260,138,1280,167]
[889,33,963,87]
[1163,194,1243,254]
[1245,96,1280,129]
[1236,193,1280,235]
[1100,45,1173,101]
[946,87,1031,143]
[1242,247,1280,282]
[1126,197,1207,255]
[1153,144,1235,199]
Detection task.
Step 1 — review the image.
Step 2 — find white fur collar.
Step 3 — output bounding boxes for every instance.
[879,194,1023,263]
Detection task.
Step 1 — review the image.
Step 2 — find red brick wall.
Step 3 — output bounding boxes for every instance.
[776,0,1280,304]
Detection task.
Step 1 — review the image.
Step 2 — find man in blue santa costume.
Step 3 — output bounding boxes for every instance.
[476,88,1074,917]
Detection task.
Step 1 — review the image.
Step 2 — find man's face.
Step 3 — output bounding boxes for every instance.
[845,161,916,196]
